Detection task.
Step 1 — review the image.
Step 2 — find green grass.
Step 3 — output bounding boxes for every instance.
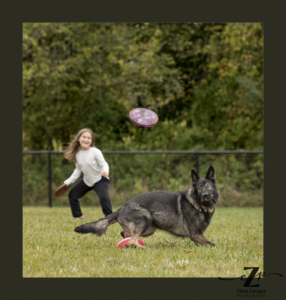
[23,206,263,277]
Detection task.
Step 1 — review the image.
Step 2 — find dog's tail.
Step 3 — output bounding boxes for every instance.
[74,209,120,236]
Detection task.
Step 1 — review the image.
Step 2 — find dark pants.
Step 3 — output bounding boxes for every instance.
[68,177,113,218]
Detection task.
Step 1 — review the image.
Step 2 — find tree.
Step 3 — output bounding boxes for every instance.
[23,23,263,151]
[23,23,181,150]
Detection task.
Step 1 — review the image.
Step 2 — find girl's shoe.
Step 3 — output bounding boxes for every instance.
[74,217,84,221]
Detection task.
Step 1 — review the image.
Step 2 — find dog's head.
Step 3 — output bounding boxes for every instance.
[191,166,218,207]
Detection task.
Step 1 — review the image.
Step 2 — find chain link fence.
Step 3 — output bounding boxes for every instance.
[23,150,263,207]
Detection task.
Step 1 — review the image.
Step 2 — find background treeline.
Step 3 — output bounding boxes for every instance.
[23,23,263,206]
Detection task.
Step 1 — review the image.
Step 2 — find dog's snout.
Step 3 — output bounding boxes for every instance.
[202,192,208,197]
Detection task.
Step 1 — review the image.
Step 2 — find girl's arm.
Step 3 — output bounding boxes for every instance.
[95,149,109,176]
[64,164,82,186]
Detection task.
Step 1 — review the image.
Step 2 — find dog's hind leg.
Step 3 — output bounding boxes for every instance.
[118,210,152,249]
[120,230,131,239]
[128,233,145,249]
[141,225,157,237]
[119,224,146,248]
[117,207,153,248]
[127,217,152,249]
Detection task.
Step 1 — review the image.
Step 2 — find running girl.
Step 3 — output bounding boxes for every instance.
[63,128,113,220]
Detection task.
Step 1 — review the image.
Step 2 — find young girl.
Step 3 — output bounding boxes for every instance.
[63,128,113,220]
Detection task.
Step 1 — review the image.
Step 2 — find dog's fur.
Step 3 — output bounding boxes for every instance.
[74,166,218,248]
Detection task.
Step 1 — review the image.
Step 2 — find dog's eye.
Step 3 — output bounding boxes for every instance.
[207,184,210,187]
[198,187,202,190]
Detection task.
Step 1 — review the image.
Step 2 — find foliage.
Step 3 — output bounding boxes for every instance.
[23,23,263,205]
[23,23,263,150]
[23,153,263,207]
[23,23,181,150]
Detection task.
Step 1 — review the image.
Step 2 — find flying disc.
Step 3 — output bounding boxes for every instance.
[129,108,158,127]
[116,237,145,249]
[55,184,70,197]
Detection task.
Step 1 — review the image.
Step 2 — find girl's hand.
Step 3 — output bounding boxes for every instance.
[63,183,69,187]
[101,171,108,177]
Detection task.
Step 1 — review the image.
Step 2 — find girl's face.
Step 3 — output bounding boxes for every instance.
[78,131,92,151]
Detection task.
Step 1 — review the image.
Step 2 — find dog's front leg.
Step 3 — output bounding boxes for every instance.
[189,234,216,247]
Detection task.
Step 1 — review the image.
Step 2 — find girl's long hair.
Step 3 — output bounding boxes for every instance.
[63,128,95,163]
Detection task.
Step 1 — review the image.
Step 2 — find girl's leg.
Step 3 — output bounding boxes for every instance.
[93,177,113,216]
[68,178,91,218]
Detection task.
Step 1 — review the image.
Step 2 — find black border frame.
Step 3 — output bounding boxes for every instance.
[3,1,285,299]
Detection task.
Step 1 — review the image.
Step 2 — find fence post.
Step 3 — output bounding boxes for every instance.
[111,157,114,187]
[196,152,199,174]
[48,151,52,208]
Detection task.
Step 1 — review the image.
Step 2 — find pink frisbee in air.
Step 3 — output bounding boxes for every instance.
[116,237,145,249]
[129,108,158,127]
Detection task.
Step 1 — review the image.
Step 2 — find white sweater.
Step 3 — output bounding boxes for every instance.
[64,147,109,187]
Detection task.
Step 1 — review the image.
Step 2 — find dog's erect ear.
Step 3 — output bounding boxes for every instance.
[206,165,216,182]
[191,169,200,185]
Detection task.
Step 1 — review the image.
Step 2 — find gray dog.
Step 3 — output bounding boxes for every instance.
[74,166,218,248]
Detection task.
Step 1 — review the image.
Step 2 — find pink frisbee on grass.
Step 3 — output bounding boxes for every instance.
[116,237,145,249]
[129,108,158,127]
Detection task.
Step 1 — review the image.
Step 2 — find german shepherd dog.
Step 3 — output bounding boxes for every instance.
[74,166,218,248]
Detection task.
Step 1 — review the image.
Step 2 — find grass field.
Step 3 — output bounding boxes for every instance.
[23,206,263,277]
